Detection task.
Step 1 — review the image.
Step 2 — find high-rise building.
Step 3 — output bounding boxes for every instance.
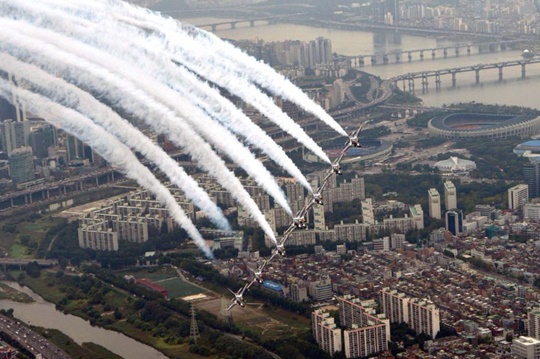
[509,184,529,210]
[312,309,342,356]
[29,124,57,160]
[407,298,441,339]
[0,119,30,155]
[524,202,540,220]
[372,0,400,23]
[361,198,375,224]
[0,73,25,123]
[445,210,463,236]
[8,146,34,184]
[379,288,440,339]
[380,288,409,324]
[512,336,540,359]
[528,308,540,340]
[66,134,85,162]
[410,204,424,229]
[338,295,390,358]
[524,161,540,199]
[444,181,457,210]
[428,188,441,219]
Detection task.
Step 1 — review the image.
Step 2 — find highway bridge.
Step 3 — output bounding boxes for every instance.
[345,41,519,67]
[391,58,540,92]
[197,14,301,31]
[0,314,71,359]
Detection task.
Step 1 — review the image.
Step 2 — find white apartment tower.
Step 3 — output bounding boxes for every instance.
[361,198,375,224]
[512,336,540,359]
[338,295,390,358]
[312,309,342,356]
[509,184,529,210]
[528,308,540,340]
[444,181,457,210]
[428,188,441,219]
[409,204,424,229]
[380,288,440,339]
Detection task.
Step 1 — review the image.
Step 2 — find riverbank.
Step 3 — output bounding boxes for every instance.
[3,274,178,359]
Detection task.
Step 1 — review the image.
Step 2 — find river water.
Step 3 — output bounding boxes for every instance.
[0,282,168,359]
[178,16,540,109]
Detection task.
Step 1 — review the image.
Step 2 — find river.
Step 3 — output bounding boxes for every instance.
[0,282,168,359]
[177,16,540,109]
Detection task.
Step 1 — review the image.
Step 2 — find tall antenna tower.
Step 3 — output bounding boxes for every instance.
[189,303,200,344]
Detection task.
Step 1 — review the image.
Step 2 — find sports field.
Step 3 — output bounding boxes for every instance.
[130,269,205,298]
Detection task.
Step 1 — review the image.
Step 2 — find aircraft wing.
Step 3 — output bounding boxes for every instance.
[227,301,237,312]
[227,288,237,296]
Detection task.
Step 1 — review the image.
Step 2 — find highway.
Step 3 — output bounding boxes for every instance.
[0,313,71,359]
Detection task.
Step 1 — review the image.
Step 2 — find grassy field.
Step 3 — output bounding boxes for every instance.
[0,214,63,259]
[128,268,205,299]
[0,282,33,303]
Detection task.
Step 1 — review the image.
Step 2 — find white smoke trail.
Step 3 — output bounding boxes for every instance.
[0,21,280,243]
[110,0,347,137]
[0,14,291,215]
[0,79,214,259]
[1,0,315,190]
[0,52,231,231]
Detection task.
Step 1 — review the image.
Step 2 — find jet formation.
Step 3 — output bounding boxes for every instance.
[227,127,362,311]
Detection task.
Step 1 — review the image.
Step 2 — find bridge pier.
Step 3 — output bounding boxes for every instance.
[395,53,400,62]
[408,52,412,62]
[501,43,507,51]
[421,74,428,93]
[96,177,99,186]
[408,78,415,93]
[522,63,527,78]
[359,57,364,66]
[9,198,13,208]
[419,51,424,60]
[431,50,436,59]
[475,69,480,84]
[455,47,459,56]
[211,25,217,32]
[435,73,441,91]
[467,46,471,55]
[451,72,457,87]
[371,56,376,65]
[497,66,503,81]
[402,80,406,91]
[383,55,389,64]
[443,48,448,58]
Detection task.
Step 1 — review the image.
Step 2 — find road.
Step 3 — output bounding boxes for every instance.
[0,313,71,359]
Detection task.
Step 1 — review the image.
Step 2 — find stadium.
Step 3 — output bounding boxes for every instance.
[428,113,540,139]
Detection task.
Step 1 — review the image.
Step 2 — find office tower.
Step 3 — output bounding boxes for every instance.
[428,188,441,219]
[445,210,463,236]
[66,134,85,162]
[30,124,58,160]
[0,73,25,123]
[508,184,529,210]
[0,119,30,155]
[312,310,342,356]
[444,181,457,210]
[528,308,540,339]
[8,146,35,184]
[410,204,424,229]
[361,198,375,224]
[524,161,540,198]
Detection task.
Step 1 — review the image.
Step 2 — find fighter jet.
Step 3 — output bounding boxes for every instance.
[292,214,307,229]
[332,163,342,175]
[345,127,362,149]
[247,261,268,285]
[312,191,323,205]
[227,284,248,311]
[274,235,290,256]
